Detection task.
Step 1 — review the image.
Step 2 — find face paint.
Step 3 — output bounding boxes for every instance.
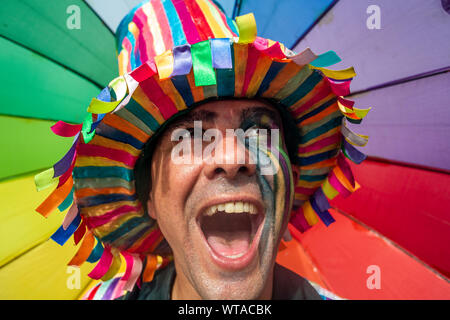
[241,113,295,261]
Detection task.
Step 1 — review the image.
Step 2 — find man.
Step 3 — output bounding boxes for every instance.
[126,98,321,299]
[36,0,365,300]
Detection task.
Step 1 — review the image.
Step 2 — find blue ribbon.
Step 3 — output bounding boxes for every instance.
[58,188,74,212]
[342,140,367,164]
[50,214,81,246]
[211,38,232,69]
[86,237,104,263]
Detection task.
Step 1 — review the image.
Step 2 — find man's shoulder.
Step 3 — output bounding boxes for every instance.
[272,263,323,300]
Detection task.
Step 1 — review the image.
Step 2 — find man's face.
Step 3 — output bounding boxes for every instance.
[147,99,295,299]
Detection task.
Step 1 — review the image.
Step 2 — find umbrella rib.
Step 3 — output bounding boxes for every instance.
[82,0,116,35]
[290,0,340,50]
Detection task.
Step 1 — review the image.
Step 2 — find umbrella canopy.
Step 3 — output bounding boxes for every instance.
[0,0,448,300]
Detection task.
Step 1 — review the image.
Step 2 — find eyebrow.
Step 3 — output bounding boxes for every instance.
[167,105,280,129]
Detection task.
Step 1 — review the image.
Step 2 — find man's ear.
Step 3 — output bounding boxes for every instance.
[147,197,157,220]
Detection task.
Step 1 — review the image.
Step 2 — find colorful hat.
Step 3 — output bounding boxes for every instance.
[35,0,370,294]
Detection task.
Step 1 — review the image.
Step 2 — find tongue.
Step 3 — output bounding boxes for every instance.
[201,212,252,258]
[206,232,250,257]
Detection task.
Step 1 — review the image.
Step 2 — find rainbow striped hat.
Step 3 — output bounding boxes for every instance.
[35,0,370,292]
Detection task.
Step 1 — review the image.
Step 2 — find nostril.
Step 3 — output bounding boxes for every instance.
[238,166,248,174]
[214,167,225,175]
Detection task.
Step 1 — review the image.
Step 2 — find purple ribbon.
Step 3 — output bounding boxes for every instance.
[211,38,232,69]
[313,187,331,212]
[171,44,192,76]
[102,277,121,300]
[53,135,79,177]
[342,140,367,164]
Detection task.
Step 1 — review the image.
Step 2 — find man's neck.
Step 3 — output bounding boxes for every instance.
[170,263,274,300]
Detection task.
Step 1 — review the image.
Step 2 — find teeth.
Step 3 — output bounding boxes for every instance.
[225,202,234,213]
[204,201,258,216]
[225,252,245,259]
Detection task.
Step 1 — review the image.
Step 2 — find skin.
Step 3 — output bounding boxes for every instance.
[146,99,297,300]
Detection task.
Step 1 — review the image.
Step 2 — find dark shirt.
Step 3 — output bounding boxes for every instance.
[121,261,322,300]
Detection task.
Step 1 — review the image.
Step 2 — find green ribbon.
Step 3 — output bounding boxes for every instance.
[82,114,95,143]
[35,167,58,191]
[191,40,217,86]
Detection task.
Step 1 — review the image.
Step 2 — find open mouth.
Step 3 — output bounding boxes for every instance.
[197,200,264,269]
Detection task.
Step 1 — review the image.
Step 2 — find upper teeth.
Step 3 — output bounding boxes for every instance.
[204,201,258,216]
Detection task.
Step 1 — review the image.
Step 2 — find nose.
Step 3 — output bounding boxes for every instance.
[203,133,256,180]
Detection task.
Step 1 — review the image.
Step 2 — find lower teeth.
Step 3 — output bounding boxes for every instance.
[225,252,245,259]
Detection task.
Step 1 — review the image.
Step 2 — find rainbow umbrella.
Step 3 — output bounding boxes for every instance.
[0,0,448,300]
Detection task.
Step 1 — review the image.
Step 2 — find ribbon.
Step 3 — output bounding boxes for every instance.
[327,78,351,96]
[171,44,193,76]
[312,187,331,212]
[322,178,339,200]
[81,114,96,143]
[341,118,369,147]
[96,87,111,102]
[211,38,232,69]
[102,277,121,300]
[58,187,73,212]
[310,51,341,68]
[87,77,127,114]
[328,170,352,198]
[50,121,82,137]
[260,41,286,59]
[36,176,74,217]
[236,13,257,44]
[310,195,335,226]
[73,219,87,245]
[34,168,58,192]
[337,154,356,188]
[122,253,143,292]
[68,230,95,266]
[87,238,104,263]
[129,61,157,82]
[311,66,356,80]
[62,203,79,230]
[155,50,175,80]
[302,201,320,226]
[143,255,158,282]
[53,135,78,177]
[191,40,216,86]
[88,246,114,280]
[50,213,81,246]
[113,73,140,113]
[289,208,311,233]
[290,48,318,66]
[342,140,367,164]
[101,250,122,281]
